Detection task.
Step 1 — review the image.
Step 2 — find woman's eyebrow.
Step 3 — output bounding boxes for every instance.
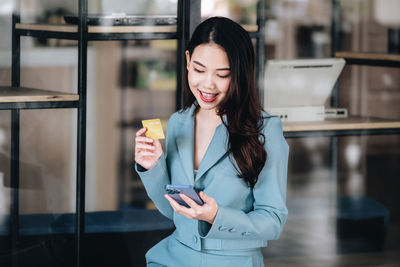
[193,60,230,71]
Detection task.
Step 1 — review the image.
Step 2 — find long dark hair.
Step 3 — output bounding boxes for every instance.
[182,17,266,188]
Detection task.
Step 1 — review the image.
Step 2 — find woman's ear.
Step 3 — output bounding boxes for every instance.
[185,50,190,70]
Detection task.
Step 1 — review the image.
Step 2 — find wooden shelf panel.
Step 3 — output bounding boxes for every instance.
[16,23,78,33]
[283,117,400,132]
[335,52,400,62]
[335,52,400,67]
[15,23,176,34]
[242,24,258,32]
[88,25,176,33]
[0,86,79,103]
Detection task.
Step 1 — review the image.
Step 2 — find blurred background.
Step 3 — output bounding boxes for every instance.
[0,0,399,266]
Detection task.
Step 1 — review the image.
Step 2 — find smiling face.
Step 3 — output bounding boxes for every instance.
[186,43,231,114]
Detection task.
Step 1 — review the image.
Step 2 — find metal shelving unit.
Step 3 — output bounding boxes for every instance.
[7,2,88,266]
[329,15,400,138]
[328,0,400,137]
[298,0,400,247]
[6,0,189,266]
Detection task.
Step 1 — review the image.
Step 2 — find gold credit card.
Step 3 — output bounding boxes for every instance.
[142,118,165,139]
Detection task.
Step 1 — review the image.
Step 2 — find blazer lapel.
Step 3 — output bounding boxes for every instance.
[195,122,229,180]
[175,105,196,183]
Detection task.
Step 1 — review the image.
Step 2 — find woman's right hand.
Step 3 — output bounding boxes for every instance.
[134,127,163,170]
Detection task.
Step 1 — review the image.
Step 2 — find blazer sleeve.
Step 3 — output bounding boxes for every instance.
[135,115,178,220]
[199,117,289,240]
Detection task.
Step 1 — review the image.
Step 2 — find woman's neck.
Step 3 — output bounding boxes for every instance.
[196,108,222,125]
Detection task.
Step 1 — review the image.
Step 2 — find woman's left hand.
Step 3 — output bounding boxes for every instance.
[165,191,218,224]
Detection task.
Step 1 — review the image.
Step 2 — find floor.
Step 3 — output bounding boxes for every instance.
[262,167,400,267]
[264,250,400,267]
[263,216,400,267]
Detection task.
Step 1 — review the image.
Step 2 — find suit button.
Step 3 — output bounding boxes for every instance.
[192,235,198,243]
[241,231,252,236]
[218,226,228,231]
[228,228,237,233]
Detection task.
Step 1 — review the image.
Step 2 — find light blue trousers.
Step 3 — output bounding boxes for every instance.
[146,235,264,267]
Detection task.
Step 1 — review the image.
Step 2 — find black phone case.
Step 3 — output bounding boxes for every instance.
[165,185,204,208]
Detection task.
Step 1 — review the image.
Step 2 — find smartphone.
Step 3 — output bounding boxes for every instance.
[165,184,204,208]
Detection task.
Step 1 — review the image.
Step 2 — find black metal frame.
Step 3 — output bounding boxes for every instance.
[117,40,129,210]
[75,1,88,266]
[11,12,20,267]
[329,0,342,202]
[176,0,191,110]
[256,0,265,103]
[10,109,19,267]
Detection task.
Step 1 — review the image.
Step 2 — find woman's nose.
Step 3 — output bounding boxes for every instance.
[203,73,215,89]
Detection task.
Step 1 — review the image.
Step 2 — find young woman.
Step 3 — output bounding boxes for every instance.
[135,17,289,267]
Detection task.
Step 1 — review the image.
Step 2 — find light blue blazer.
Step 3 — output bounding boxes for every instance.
[136,104,289,251]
